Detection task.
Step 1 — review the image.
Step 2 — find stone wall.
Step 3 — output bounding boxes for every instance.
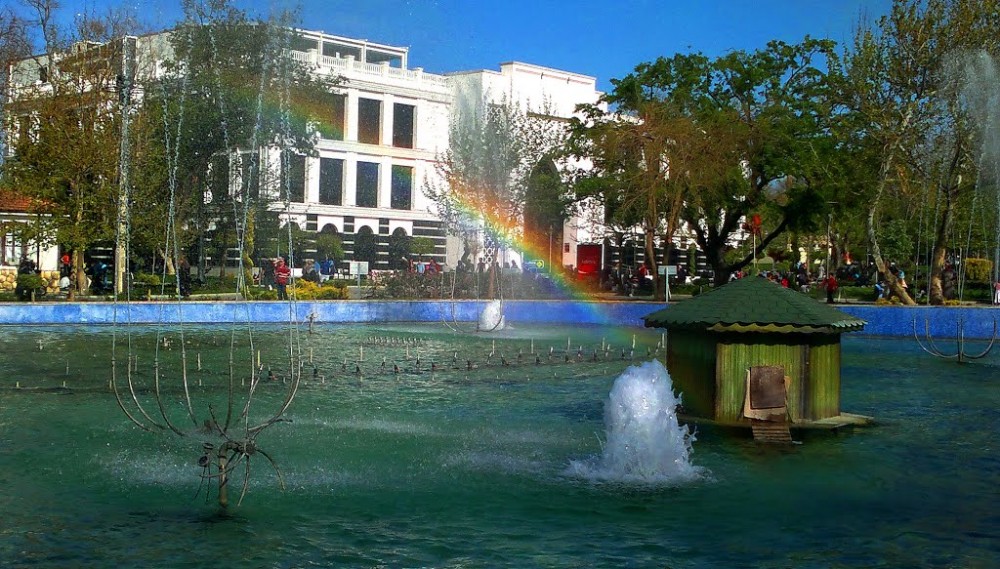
[0,269,61,293]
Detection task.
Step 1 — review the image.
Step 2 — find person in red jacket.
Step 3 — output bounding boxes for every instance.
[274,257,291,300]
[824,274,838,304]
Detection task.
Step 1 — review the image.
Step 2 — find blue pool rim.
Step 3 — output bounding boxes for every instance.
[0,300,997,340]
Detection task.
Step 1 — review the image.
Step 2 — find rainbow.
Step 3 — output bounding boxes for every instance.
[440,187,622,322]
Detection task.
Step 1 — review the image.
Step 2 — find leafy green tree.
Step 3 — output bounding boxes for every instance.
[425,94,567,285]
[135,0,340,284]
[837,0,999,304]
[314,232,343,262]
[567,96,740,297]
[580,39,838,285]
[1,1,142,293]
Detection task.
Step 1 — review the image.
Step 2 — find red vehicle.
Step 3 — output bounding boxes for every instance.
[576,244,602,280]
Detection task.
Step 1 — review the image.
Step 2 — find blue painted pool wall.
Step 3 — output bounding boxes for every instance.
[0,301,996,339]
[0,301,659,327]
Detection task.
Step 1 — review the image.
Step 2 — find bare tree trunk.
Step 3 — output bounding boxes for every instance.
[158,249,176,275]
[928,142,964,305]
[867,145,916,305]
[644,227,659,299]
[73,249,85,298]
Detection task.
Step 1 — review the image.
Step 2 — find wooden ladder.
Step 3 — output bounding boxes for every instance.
[750,419,793,443]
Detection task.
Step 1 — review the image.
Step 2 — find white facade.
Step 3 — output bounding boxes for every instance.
[445,61,604,269]
[276,31,453,269]
[4,28,606,272]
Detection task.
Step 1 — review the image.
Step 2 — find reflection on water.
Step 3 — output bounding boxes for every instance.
[0,325,997,568]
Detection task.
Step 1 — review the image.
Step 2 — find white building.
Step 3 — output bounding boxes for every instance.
[446,61,603,270]
[3,27,604,274]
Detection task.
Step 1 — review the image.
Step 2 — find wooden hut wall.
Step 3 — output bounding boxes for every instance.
[715,336,805,423]
[665,331,717,418]
[805,336,842,420]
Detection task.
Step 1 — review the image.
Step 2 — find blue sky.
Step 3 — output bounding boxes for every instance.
[56,0,892,92]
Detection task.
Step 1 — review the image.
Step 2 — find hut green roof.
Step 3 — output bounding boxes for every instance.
[645,276,866,334]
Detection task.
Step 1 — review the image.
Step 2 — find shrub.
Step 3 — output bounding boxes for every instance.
[964,258,992,284]
[16,273,47,296]
[290,280,349,300]
[246,287,277,300]
[134,272,162,286]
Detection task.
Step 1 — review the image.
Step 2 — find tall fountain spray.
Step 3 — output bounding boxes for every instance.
[478,299,506,331]
[957,51,1000,285]
[567,359,705,485]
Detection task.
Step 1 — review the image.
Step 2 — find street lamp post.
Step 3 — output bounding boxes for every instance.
[548,225,552,273]
[826,213,832,280]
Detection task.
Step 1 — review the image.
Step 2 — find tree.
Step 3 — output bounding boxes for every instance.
[1,0,144,294]
[425,93,566,293]
[0,6,31,163]
[567,95,740,297]
[837,0,1000,305]
[133,0,341,288]
[578,39,837,285]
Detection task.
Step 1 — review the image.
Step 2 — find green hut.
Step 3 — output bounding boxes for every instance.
[644,277,867,430]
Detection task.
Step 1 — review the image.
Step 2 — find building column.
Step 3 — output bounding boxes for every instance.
[345,90,359,142]
[379,156,392,210]
[344,158,357,207]
[382,94,394,148]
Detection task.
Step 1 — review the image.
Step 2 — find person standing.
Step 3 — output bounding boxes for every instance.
[824,273,838,304]
[59,254,73,292]
[261,256,276,290]
[274,257,291,300]
[178,255,192,298]
[994,278,1000,305]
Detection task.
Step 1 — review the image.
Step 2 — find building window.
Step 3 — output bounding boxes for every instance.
[323,42,361,60]
[356,161,379,208]
[1,229,23,266]
[390,165,412,210]
[240,152,261,199]
[353,226,377,265]
[357,98,381,145]
[365,50,402,67]
[282,151,306,203]
[209,155,230,203]
[16,115,33,146]
[319,158,344,205]
[319,94,346,140]
[392,103,414,149]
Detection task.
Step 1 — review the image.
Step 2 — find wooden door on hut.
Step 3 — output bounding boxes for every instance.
[743,365,793,443]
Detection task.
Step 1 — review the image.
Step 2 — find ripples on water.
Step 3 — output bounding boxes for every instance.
[0,326,997,568]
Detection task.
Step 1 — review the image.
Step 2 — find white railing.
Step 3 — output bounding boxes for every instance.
[285,50,448,89]
[287,50,313,64]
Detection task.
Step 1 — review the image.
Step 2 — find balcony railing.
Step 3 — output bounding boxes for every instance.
[285,50,449,89]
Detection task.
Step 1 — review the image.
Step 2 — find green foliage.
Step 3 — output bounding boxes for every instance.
[581,37,840,284]
[134,273,162,286]
[2,39,126,255]
[245,287,277,300]
[875,219,913,266]
[138,0,339,275]
[411,237,435,258]
[314,233,343,260]
[16,273,46,291]
[964,258,992,283]
[290,280,348,300]
[835,0,999,305]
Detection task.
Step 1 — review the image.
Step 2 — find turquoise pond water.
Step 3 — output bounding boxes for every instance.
[0,322,997,568]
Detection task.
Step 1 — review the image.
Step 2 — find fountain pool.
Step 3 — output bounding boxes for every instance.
[0,323,997,568]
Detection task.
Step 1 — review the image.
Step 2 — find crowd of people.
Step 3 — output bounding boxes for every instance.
[15,250,1000,305]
